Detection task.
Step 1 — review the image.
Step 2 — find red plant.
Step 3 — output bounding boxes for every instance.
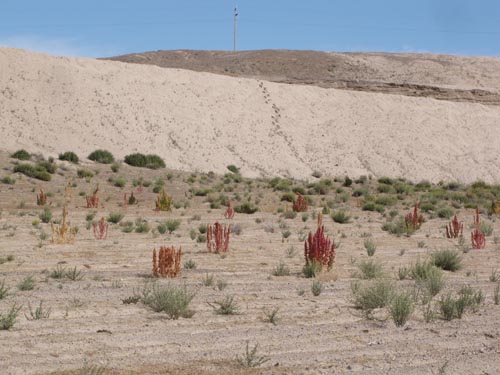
[207,222,231,253]
[137,185,143,194]
[86,186,99,208]
[471,208,486,249]
[123,193,128,209]
[224,201,235,219]
[304,225,335,270]
[292,193,308,212]
[152,246,182,278]
[405,202,424,230]
[37,188,47,206]
[93,217,109,240]
[445,214,463,239]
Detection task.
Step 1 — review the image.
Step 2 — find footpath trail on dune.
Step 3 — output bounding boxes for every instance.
[1,47,500,183]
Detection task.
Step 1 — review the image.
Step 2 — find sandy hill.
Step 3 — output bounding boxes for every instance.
[106,49,500,105]
[2,47,500,183]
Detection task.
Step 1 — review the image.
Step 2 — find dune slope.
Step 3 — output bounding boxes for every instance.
[1,47,500,183]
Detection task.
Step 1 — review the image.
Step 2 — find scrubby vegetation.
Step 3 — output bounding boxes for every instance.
[124,153,165,169]
[88,149,115,164]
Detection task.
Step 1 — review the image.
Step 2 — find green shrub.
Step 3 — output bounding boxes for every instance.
[390,292,414,327]
[14,163,51,181]
[124,153,165,169]
[165,219,181,234]
[272,261,290,276]
[17,275,36,291]
[343,176,352,187]
[134,219,150,233]
[11,149,31,160]
[236,341,270,368]
[113,176,126,188]
[479,221,493,236]
[1,175,15,185]
[331,210,350,224]
[37,161,57,174]
[377,183,395,194]
[311,280,323,296]
[211,295,239,315]
[0,280,9,300]
[58,151,79,163]
[375,195,397,206]
[303,260,322,278]
[351,279,394,314]
[143,283,195,319]
[0,304,21,330]
[234,202,258,214]
[362,201,385,213]
[107,212,124,224]
[110,163,120,173]
[430,249,462,272]
[227,165,240,174]
[280,192,295,202]
[364,238,376,256]
[88,149,114,164]
[381,217,412,236]
[410,260,444,297]
[437,207,454,219]
[357,259,384,279]
[77,169,94,179]
[39,207,52,223]
[439,286,484,320]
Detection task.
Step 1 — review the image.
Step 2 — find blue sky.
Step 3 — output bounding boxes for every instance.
[1,0,499,57]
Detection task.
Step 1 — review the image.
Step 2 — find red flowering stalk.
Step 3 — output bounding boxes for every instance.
[405,202,423,230]
[93,217,109,240]
[207,222,231,253]
[292,193,308,212]
[153,246,182,278]
[225,201,235,219]
[304,225,335,270]
[445,214,463,239]
[86,186,99,208]
[37,188,47,206]
[471,208,485,249]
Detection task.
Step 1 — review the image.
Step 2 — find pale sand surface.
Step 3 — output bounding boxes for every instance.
[1,47,500,183]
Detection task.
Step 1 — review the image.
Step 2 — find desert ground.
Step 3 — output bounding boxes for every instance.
[0,149,499,375]
[0,48,500,374]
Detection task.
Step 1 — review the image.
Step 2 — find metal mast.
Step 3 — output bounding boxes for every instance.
[234,7,238,52]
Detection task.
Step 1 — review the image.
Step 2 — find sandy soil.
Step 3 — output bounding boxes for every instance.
[0,152,499,375]
[2,47,500,183]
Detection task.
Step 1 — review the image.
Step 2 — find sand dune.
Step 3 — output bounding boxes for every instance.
[1,47,500,183]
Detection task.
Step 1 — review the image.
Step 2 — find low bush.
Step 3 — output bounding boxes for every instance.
[234,202,258,214]
[88,149,114,164]
[331,210,350,224]
[124,153,165,169]
[58,151,79,163]
[357,259,384,279]
[11,149,31,160]
[77,169,94,179]
[389,292,414,327]
[1,176,16,185]
[430,249,462,272]
[107,212,124,224]
[143,283,195,319]
[14,163,51,181]
[351,279,394,314]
